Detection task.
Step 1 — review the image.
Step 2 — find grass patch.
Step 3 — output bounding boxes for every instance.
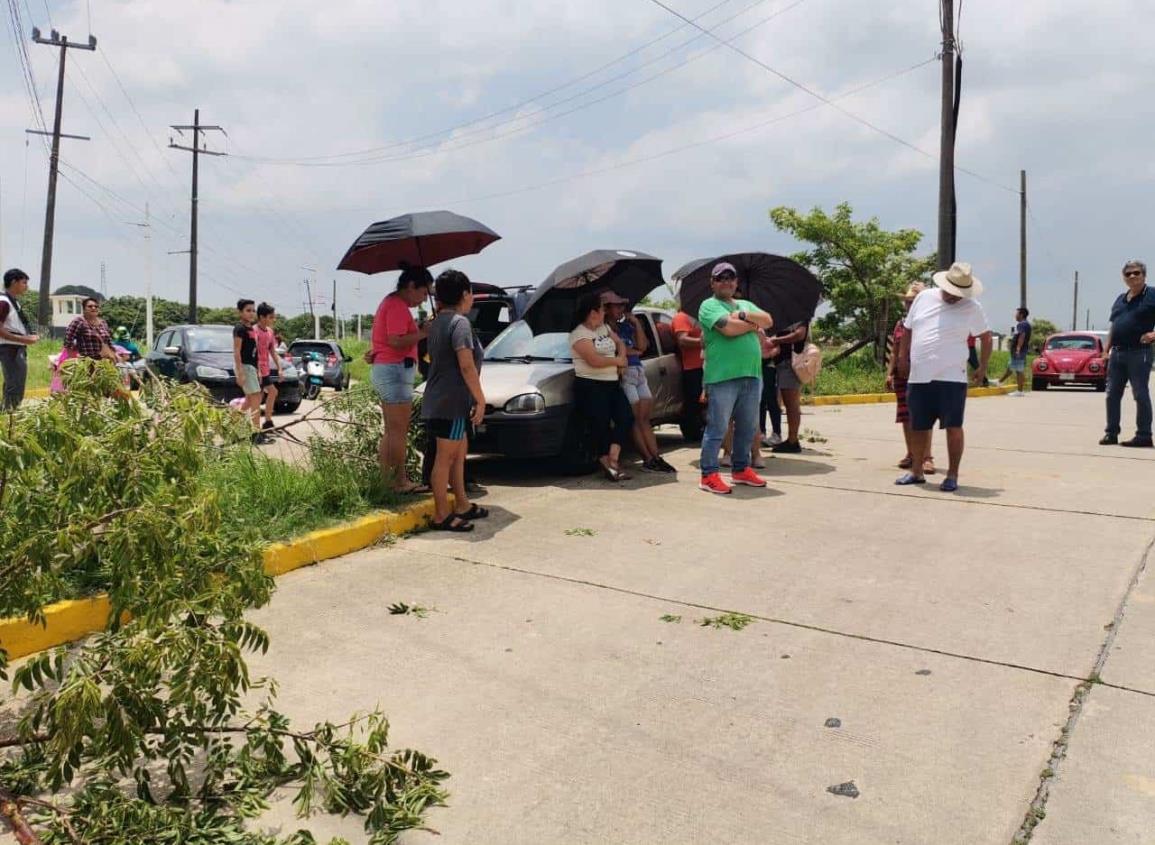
[660,614,683,623]
[808,347,1029,398]
[698,612,756,631]
[204,448,400,546]
[565,527,597,537]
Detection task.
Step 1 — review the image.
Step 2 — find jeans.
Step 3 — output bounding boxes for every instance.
[700,376,761,476]
[0,344,28,410]
[1105,347,1153,438]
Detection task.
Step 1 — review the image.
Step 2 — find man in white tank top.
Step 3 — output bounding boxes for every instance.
[0,268,41,409]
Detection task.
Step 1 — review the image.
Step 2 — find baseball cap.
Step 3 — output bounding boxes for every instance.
[711,262,737,279]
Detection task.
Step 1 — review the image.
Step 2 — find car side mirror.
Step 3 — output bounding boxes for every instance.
[163,345,181,356]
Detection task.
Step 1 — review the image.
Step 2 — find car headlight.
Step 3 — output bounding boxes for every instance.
[504,392,546,414]
[195,365,231,379]
[1035,360,1048,371]
[1089,362,1101,373]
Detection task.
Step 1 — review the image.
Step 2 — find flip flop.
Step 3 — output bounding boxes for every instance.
[429,514,474,532]
[898,456,913,469]
[895,473,927,486]
[922,459,937,475]
[456,504,489,520]
[939,477,959,492]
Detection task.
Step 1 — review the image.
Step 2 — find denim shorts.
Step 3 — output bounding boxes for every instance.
[239,364,261,396]
[1009,355,1027,373]
[621,364,652,404]
[370,362,414,404]
[907,380,967,431]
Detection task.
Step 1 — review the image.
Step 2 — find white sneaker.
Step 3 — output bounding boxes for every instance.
[1011,391,1025,397]
[764,433,783,447]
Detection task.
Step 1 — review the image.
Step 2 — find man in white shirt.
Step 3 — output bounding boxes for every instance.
[895,262,992,492]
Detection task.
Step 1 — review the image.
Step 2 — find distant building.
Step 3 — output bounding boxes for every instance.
[48,285,103,336]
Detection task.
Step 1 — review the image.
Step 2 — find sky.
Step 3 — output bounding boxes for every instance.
[1,0,1153,334]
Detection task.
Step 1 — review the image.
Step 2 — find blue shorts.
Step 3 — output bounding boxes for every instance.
[370,362,414,404]
[426,417,469,441]
[907,381,967,431]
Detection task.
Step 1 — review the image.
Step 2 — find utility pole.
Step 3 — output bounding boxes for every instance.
[1072,270,1079,331]
[331,278,338,340]
[128,202,153,349]
[1086,309,1090,331]
[302,269,319,339]
[937,0,957,270]
[30,27,97,330]
[99,261,106,297]
[169,109,225,324]
[1019,169,1027,309]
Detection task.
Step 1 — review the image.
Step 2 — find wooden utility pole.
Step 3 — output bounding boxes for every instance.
[1019,169,1027,309]
[169,109,225,323]
[937,0,957,270]
[29,28,96,331]
[1072,270,1079,331]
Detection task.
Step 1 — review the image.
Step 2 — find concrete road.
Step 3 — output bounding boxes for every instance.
[247,388,1155,844]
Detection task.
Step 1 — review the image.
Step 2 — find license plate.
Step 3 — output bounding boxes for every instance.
[1059,373,1075,381]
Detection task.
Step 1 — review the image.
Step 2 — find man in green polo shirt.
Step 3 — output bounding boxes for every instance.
[697,262,774,494]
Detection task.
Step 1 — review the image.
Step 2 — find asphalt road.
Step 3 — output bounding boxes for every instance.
[241,387,1155,844]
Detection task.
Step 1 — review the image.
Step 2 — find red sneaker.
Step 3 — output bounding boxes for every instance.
[698,472,732,495]
[730,467,767,487]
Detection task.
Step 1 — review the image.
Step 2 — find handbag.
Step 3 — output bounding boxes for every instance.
[791,342,823,385]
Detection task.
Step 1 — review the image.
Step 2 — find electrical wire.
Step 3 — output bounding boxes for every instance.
[231,0,807,167]
[239,0,809,170]
[646,0,1018,195]
[443,56,936,206]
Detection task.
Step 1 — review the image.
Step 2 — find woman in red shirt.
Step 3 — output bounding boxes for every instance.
[367,266,432,493]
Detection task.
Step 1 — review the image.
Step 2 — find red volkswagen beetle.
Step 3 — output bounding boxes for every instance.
[1032,332,1107,391]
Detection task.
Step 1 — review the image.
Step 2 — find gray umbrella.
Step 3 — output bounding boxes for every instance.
[522,249,664,332]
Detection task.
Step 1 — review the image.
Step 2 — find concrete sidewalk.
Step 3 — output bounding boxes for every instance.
[249,388,1155,844]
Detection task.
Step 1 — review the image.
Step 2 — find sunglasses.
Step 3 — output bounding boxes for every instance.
[712,273,737,282]
[1125,270,1145,278]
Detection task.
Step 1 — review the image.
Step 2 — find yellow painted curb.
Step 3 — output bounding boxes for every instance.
[807,384,1016,406]
[1,498,441,661]
[0,596,114,661]
[25,386,51,399]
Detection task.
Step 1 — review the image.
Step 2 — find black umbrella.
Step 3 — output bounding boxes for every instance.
[337,210,501,274]
[672,253,822,330]
[522,249,664,332]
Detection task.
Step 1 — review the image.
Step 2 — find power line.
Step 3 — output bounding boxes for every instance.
[645,0,1019,195]
[231,0,807,168]
[239,0,810,170]
[229,0,754,165]
[443,56,935,206]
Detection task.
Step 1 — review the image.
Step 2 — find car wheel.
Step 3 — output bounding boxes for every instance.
[556,413,597,475]
[277,399,302,414]
[1095,381,1106,392]
[1032,378,1048,391]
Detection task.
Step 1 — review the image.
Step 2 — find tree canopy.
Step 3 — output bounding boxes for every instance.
[769,202,936,358]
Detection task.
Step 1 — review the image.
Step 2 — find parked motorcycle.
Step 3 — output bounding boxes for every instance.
[301,350,326,401]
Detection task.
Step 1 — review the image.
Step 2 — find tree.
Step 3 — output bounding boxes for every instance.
[769,203,936,362]
[1029,318,1060,353]
[0,370,449,844]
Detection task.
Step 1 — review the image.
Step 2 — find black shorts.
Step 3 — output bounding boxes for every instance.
[261,374,280,388]
[907,381,967,431]
[682,367,704,407]
[426,417,469,442]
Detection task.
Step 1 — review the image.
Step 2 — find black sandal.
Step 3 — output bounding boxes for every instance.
[456,504,489,520]
[430,514,474,532]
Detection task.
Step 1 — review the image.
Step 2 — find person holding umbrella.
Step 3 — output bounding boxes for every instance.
[367,265,432,493]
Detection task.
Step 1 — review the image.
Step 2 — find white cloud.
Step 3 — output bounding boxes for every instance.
[1,0,1153,325]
